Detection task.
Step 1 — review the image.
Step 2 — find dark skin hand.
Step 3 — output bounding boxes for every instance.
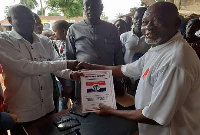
[96,103,159,125]
[76,62,159,125]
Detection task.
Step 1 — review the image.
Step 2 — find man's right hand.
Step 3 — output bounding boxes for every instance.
[67,60,79,70]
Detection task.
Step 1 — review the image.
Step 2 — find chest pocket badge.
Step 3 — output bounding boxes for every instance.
[142,68,150,80]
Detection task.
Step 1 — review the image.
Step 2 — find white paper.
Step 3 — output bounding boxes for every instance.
[81,70,116,113]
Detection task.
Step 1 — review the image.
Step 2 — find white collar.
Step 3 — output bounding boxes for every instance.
[10,29,40,43]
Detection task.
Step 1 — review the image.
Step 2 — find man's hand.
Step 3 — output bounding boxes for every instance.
[70,71,84,81]
[76,62,92,70]
[95,103,114,116]
[67,60,79,70]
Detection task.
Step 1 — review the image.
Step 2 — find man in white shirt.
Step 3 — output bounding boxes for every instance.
[120,7,151,64]
[0,4,79,135]
[77,2,200,135]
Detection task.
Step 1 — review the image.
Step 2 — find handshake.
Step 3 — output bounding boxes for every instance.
[67,60,93,81]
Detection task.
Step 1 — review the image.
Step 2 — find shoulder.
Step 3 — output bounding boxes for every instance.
[69,20,86,29]
[169,35,200,71]
[0,31,11,39]
[120,31,132,42]
[101,20,116,29]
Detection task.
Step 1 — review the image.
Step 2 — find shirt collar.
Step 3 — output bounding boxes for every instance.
[10,29,40,43]
[148,32,182,52]
[130,29,145,39]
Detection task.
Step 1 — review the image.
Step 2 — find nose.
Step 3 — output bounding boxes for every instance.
[145,21,155,30]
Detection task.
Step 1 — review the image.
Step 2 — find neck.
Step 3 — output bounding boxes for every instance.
[21,33,33,44]
[86,18,101,25]
[133,28,142,37]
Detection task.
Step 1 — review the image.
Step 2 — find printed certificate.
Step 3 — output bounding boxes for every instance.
[81,70,116,113]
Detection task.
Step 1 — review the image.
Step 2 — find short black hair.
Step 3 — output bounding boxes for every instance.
[113,19,127,26]
[53,20,70,30]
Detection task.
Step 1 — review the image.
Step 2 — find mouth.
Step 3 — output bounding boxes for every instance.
[145,31,157,39]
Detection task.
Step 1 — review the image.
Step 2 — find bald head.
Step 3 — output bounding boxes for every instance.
[147,2,179,27]
[83,0,103,24]
[7,4,35,38]
[141,2,181,45]
[83,0,102,4]
[8,4,32,18]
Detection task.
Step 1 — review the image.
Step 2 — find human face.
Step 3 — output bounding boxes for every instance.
[10,8,35,35]
[133,11,144,31]
[52,25,66,40]
[115,21,127,35]
[83,0,103,21]
[34,16,43,34]
[141,9,176,45]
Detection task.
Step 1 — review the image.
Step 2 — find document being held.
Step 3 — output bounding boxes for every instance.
[81,70,117,113]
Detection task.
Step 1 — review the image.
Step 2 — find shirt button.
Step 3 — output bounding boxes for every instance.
[42,99,44,102]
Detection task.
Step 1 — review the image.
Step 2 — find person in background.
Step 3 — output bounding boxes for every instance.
[52,20,70,59]
[113,19,127,36]
[0,4,80,135]
[120,7,150,64]
[0,83,17,132]
[66,0,124,101]
[123,16,133,31]
[33,13,43,35]
[0,66,17,134]
[52,20,74,108]
[42,29,55,39]
[185,18,200,58]
[76,2,200,135]
[33,14,63,112]
[120,7,151,94]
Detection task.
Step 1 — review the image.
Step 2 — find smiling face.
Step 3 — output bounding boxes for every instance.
[133,8,146,33]
[141,2,180,45]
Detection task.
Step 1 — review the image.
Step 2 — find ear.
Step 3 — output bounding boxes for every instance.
[7,17,12,25]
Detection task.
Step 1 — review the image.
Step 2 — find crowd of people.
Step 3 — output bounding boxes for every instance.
[0,0,200,135]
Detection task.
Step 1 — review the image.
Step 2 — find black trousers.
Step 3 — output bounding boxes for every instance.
[10,111,55,135]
